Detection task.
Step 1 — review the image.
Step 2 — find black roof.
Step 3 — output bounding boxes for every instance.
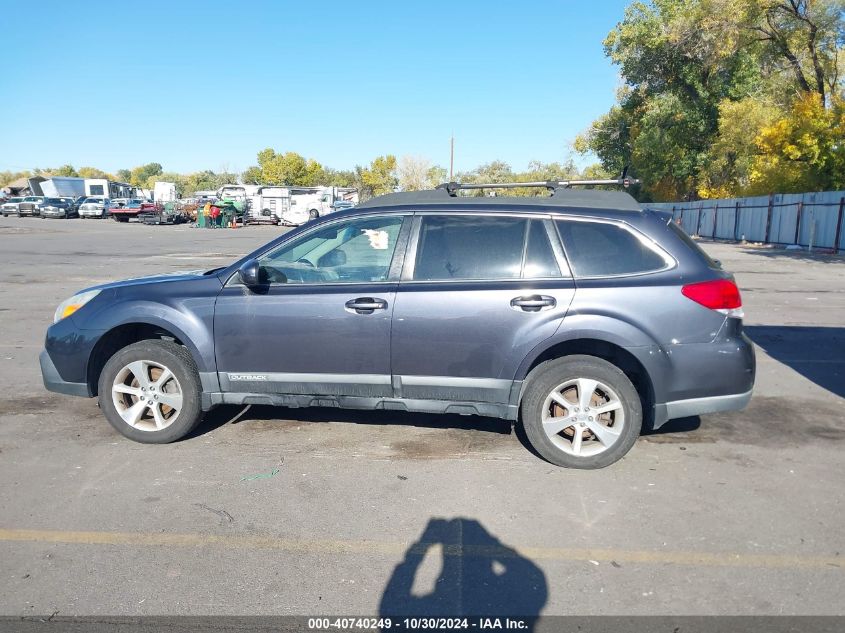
[355,188,642,213]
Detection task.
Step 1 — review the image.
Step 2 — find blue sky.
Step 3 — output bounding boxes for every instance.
[0,0,629,175]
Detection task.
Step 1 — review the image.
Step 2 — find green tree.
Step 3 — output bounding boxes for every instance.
[750,93,845,193]
[0,170,32,187]
[357,155,398,199]
[241,166,263,185]
[129,163,163,187]
[53,164,79,177]
[116,169,132,182]
[579,0,845,200]
[321,167,357,188]
[397,155,434,191]
[698,97,782,197]
[77,166,111,179]
[244,148,325,186]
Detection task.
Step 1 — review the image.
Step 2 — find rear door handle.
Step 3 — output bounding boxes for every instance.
[510,295,556,312]
[345,297,388,314]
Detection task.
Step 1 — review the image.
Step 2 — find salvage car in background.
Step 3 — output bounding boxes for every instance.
[18,196,48,217]
[109,200,141,222]
[138,203,187,225]
[1,197,24,216]
[79,197,111,218]
[111,199,159,222]
[41,198,78,219]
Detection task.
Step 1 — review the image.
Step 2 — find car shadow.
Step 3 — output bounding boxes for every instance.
[190,404,514,441]
[737,245,845,264]
[745,325,845,399]
[379,517,547,624]
[191,401,706,454]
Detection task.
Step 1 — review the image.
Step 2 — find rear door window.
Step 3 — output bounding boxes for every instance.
[414,216,526,281]
[413,216,568,281]
[555,219,669,277]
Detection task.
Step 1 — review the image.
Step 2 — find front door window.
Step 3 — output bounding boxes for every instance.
[258,216,404,284]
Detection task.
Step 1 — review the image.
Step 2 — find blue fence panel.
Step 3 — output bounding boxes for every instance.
[800,191,844,249]
[769,193,801,245]
[736,196,769,242]
[648,190,844,252]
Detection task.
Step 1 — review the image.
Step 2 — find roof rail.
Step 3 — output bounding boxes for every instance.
[436,176,640,196]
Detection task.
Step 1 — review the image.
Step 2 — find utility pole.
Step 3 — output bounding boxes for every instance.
[449,134,454,181]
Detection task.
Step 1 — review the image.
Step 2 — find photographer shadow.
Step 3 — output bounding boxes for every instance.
[379,518,547,626]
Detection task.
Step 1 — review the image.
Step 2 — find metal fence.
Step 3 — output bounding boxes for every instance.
[648,191,845,253]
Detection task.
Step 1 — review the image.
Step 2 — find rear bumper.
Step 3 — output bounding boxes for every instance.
[655,389,752,428]
[40,350,90,397]
[634,328,755,429]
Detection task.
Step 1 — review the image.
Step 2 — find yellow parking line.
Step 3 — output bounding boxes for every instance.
[0,528,841,570]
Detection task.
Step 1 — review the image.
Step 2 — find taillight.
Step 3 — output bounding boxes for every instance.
[681,279,743,318]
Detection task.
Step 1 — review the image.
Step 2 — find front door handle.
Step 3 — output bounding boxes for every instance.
[345,297,388,314]
[510,295,556,312]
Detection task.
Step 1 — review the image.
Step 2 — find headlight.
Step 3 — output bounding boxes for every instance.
[54,289,101,323]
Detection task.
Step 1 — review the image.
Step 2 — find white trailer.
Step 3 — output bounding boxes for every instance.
[279,186,359,225]
[84,179,133,199]
[153,182,177,203]
[40,177,86,198]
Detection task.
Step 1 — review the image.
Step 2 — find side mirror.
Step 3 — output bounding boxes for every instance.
[238,259,263,286]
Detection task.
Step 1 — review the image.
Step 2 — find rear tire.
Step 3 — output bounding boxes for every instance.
[98,340,203,444]
[520,355,642,469]
[309,209,319,220]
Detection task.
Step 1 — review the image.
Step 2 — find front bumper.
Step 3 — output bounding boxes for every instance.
[40,350,90,397]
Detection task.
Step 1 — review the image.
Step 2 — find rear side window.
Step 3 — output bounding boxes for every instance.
[555,220,669,277]
[667,220,718,268]
[415,216,526,280]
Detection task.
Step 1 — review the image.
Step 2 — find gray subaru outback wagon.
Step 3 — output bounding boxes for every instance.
[40,181,754,468]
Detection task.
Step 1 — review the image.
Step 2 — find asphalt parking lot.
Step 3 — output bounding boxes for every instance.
[0,216,843,617]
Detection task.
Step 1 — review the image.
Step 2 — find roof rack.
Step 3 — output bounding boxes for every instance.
[435,168,639,196]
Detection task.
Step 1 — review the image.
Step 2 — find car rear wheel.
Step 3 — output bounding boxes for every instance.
[98,340,203,443]
[309,209,319,220]
[520,355,642,469]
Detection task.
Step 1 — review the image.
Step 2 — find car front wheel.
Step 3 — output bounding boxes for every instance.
[520,355,642,469]
[98,340,203,443]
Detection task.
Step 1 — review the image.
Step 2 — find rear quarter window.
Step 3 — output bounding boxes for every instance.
[555,219,670,277]
[667,220,719,268]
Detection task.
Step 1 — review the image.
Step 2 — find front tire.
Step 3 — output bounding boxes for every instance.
[98,340,203,443]
[308,209,320,220]
[520,355,642,469]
